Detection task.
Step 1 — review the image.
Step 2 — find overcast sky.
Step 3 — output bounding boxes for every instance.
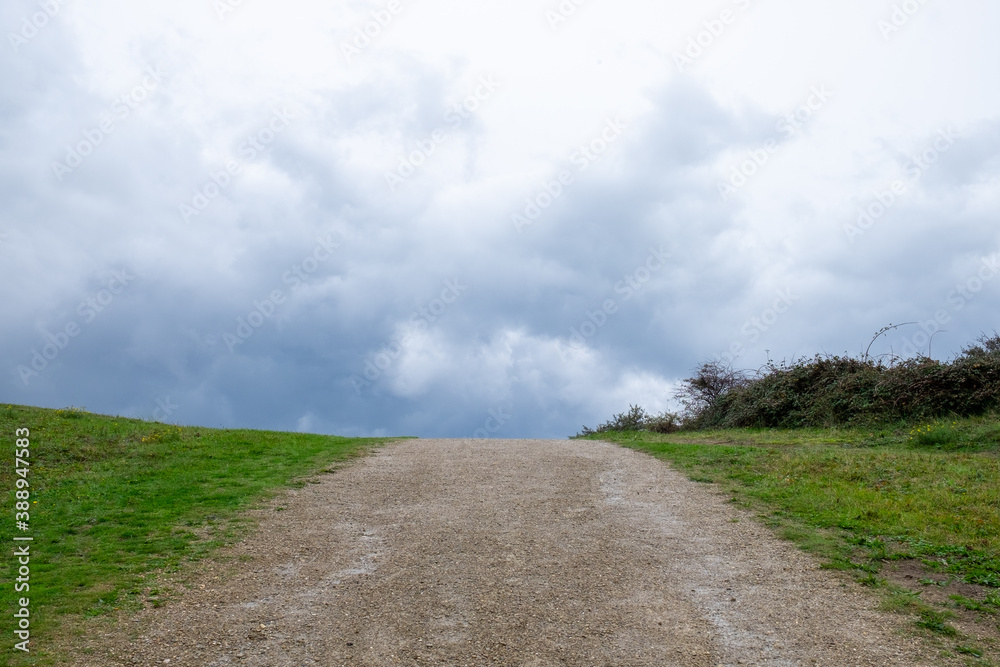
[2,0,999,438]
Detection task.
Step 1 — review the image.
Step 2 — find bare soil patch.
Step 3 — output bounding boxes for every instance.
[884,558,1000,652]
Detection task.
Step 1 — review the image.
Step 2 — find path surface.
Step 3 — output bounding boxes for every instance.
[84,439,941,666]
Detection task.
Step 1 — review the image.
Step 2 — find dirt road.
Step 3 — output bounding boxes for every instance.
[81,438,942,665]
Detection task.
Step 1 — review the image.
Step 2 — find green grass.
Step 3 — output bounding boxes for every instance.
[588,415,1000,657]
[0,404,392,666]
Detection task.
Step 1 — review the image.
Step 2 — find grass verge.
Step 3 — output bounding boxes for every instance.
[0,404,393,666]
[588,415,1000,664]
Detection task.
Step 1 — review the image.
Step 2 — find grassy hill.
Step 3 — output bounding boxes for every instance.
[0,404,391,666]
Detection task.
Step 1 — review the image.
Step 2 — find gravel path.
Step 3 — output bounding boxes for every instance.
[79,438,943,666]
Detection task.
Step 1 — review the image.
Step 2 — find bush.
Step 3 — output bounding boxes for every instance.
[575,404,646,437]
[576,331,1000,435]
[645,411,680,433]
[684,332,1000,429]
[574,405,680,437]
[674,359,751,422]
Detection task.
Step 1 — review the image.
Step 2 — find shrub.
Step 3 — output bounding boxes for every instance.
[577,331,1000,435]
[674,359,751,423]
[574,405,681,437]
[684,332,1000,429]
[645,411,681,433]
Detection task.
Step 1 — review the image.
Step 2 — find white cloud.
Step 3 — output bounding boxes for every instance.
[3,0,999,437]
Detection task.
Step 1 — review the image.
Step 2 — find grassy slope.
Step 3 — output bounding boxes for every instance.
[0,404,392,666]
[590,415,1000,663]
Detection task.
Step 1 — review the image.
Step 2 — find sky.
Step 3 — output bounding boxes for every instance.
[2,0,999,438]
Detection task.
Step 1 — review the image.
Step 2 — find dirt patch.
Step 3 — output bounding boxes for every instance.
[883,558,1000,650]
[58,439,954,665]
